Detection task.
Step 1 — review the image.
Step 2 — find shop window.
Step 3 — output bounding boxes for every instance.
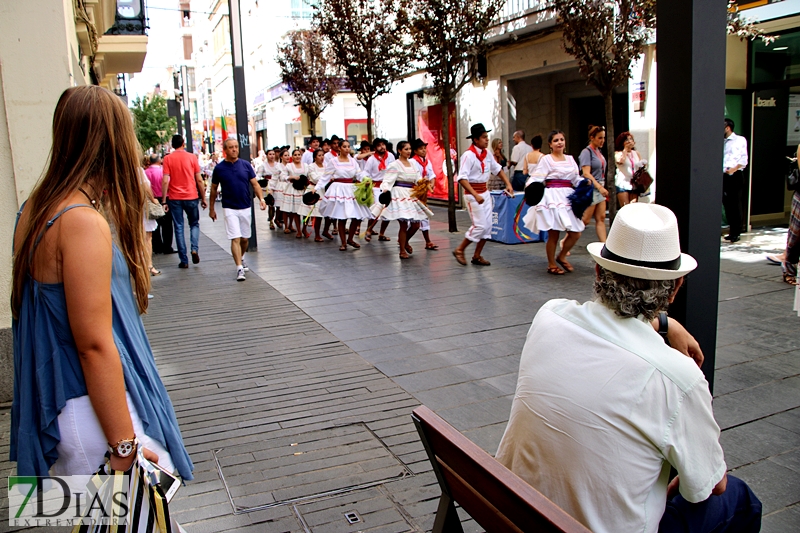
[751,30,800,84]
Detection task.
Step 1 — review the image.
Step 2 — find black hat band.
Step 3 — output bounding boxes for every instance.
[600,245,681,270]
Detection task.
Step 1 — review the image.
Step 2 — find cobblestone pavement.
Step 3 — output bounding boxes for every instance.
[1,206,798,532]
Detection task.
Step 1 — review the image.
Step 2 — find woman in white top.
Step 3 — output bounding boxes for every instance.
[303,149,326,242]
[615,131,642,207]
[260,149,280,230]
[282,148,309,238]
[371,141,432,259]
[523,130,585,275]
[140,164,160,280]
[520,134,544,178]
[315,139,373,251]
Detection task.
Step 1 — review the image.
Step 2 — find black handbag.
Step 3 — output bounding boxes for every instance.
[787,167,799,192]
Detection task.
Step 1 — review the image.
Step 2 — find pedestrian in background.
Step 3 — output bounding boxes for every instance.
[144,153,174,254]
[579,125,610,242]
[615,131,642,208]
[520,134,544,178]
[509,129,533,191]
[722,118,749,243]
[11,85,193,483]
[488,138,507,191]
[161,134,207,268]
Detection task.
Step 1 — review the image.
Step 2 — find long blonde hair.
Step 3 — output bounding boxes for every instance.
[12,85,150,316]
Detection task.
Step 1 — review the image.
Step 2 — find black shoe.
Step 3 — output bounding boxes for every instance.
[724,235,740,243]
[163,248,178,255]
[191,251,200,264]
[178,262,188,269]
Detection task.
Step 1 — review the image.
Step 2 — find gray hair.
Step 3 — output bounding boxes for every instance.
[514,129,525,140]
[593,267,676,321]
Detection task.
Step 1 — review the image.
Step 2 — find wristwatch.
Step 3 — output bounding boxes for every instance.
[108,437,138,458]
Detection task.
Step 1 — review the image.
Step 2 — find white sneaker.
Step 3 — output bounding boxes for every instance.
[242,259,249,272]
[236,268,246,282]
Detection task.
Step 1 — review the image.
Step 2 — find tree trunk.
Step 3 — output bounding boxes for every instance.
[308,112,317,138]
[366,100,373,142]
[603,90,617,226]
[442,100,457,232]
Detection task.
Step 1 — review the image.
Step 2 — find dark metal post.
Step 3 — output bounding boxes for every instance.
[227,0,256,249]
[181,65,193,153]
[656,0,727,391]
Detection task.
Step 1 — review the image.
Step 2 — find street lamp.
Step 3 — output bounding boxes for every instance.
[106,0,147,35]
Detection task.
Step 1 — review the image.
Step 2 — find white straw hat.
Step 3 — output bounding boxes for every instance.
[587,204,697,280]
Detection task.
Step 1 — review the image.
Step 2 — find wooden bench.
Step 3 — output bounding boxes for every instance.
[412,406,591,533]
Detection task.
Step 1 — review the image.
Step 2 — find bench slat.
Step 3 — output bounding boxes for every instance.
[413,405,591,533]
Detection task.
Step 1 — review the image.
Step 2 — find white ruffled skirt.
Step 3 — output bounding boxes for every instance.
[369,186,430,221]
[319,182,374,220]
[270,180,285,207]
[523,187,585,233]
[281,183,305,214]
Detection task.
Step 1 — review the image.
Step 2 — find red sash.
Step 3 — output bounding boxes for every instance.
[413,155,429,177]
[469,145,487,173]
[374,152,389,171]
[470,182,487,194]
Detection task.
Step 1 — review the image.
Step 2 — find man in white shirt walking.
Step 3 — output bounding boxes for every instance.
[301,136,320,165]
[496,204,761,533]
[509,129,533,191]
[723,118,749,243]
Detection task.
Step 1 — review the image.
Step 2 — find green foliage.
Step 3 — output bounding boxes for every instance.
[314,0,411,140]
[130,94,176,152]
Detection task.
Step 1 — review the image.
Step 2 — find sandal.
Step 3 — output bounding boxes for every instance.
[314,237,324,242]
[547,266,566,275]
[399,252,410,260]
[425,243,439,250]
[322,232,334,241]
[339,245,347,251]
[783,273,798,286]
[295,233,303,239]
[149,267,161,276]
[347,240,361,249]
[269,222,275,230]
[453,249,467,265]
[471,256,491,266]
[406,244,413,254]
[556,258,574,273]
[378,235,391,241]
[365,234,372,242]
[284,228,292,234]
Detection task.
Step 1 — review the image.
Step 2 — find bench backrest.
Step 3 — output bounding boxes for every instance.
[412,405,591,533]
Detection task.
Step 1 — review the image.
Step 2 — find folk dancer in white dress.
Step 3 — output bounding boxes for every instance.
[322,135,342,237]
[371,141,433,259]
[282,149,310,238]
[410,138,439,250]
[273,149,292,231]
[258,149,280,230]
[315,139,374,251]
[364,138,396,242]
[303,149,327,242]
[452,123,514,267]
[522,129,585,275]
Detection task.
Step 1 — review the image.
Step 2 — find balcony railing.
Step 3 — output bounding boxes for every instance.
[498,0,554,23]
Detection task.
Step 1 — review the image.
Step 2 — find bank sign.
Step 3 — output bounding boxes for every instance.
[8,475,131,528]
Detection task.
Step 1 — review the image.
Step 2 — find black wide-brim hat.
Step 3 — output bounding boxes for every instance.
[265,193,275,206]
[411,138,428,151]
[303,191,320,205]
[524,182,544,206]
[467,123,491,140]
[292,175,310,190]
[379,191,392,206]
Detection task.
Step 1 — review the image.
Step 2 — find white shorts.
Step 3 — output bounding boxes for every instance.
[224,207,252,239]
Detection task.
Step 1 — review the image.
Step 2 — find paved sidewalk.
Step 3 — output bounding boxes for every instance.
[1,206,798,532]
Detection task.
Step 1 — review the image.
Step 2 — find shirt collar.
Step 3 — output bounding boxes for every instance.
[726,132,738,142]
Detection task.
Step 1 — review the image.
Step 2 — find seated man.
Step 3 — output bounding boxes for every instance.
[496,203,761,533]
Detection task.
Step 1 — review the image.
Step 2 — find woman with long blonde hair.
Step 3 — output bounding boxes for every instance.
[11,86,193,481]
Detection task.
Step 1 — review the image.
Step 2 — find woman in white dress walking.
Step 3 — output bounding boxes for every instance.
[303,149,327,242]
[282,148,309,238]
[523,130,585,275]
[372,141,432,259]
[315,140,373,251]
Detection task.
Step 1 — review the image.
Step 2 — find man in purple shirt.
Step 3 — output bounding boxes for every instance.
[144,154,175,254]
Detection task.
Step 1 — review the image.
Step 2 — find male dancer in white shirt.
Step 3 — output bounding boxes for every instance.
[453,123,513,266]
[302,136,320,165]
[410,138,438,250]
[364,138,396,242]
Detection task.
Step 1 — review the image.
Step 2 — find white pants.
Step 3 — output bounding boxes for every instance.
[50,394,175,476]
[224,207,252,239]
[464,192,493,242]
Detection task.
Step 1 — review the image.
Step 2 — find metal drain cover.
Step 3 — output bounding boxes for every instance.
[213,423,412,514]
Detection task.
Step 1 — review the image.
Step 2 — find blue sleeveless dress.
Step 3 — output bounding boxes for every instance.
[10,204,193,480]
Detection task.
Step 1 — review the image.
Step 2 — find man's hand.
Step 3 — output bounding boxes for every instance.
[652,317,704,368]
[209,207,217,221]
[505,186,515,197]
[475,194,484,204]
[200,198,208,210]
[162,203,169,213]
[259,199,267,211]
[667,475,680,500]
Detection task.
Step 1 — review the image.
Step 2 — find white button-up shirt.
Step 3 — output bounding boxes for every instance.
[723,132,748,172]
[458,148,502,183]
